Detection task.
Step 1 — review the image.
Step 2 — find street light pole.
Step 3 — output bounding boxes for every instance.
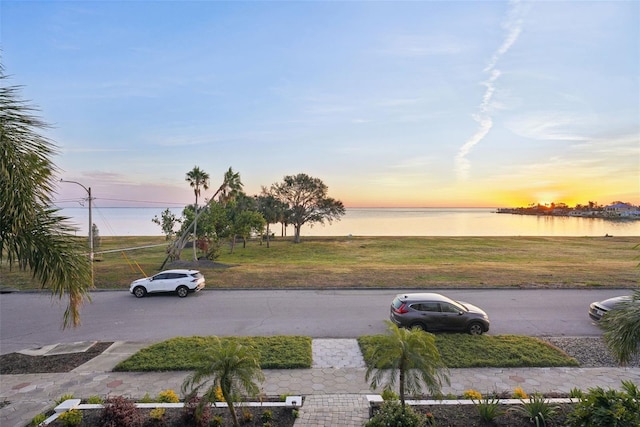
[60,179,94,286]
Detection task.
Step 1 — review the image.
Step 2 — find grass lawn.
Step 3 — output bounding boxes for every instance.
[358,334,579,368]
[2,236,638,290]
[113,336,312,371]
[113,334,577,372]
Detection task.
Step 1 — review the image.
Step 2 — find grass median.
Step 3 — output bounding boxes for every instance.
[113,334,578,372]
[2,236,638,290]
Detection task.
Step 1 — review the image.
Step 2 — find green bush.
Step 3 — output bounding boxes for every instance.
[473,396,505,422]
[58,409,83,427]
[55,394,75,405]
[515,393,558,427]
[30,413,46,426]
[380,387,399,401]
[366,400,427,427]
[566,381,640,427]
[87,395,104,404]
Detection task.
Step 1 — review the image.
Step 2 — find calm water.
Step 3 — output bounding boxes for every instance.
[59,207,640,237]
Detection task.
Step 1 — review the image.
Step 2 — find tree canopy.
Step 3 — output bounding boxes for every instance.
[271,173,345,243]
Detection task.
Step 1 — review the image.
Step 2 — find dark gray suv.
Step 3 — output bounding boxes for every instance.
[390,292,490,335]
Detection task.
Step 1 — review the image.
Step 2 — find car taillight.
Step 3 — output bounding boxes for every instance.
[394,303,409,314]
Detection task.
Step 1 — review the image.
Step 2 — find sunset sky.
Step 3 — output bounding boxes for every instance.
[2,0,638,209]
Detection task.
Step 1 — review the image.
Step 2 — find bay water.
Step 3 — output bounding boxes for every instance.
[59,207,640,237]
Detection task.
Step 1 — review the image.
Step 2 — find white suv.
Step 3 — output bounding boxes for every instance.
[130,269,205,298]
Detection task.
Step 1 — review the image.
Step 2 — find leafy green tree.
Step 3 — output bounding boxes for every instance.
[162,167,243,268]
[186,166,210,261]
[365,321,449,410]
[152,208,182,240]
[600,288,640,365]
[255,189,287,248]
[0,68,91,327]
[181,338,265,427]
[271,173,345,243]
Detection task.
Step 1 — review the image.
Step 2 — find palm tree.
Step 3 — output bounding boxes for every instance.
[600,288,640,366]
[185,166,210,261]
[0,68,91,328]
[365,321,449,409]
[181,338,265,427]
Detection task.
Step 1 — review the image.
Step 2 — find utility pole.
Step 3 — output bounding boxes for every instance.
[61,179,94,286]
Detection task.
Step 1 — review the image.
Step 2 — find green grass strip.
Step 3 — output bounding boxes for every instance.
[114,335,312,371]
[358,334,579,368]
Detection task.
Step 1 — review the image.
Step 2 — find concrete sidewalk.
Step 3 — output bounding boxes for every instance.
[1,340,639,427]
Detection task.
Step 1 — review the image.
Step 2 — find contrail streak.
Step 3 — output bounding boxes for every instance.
[455,0,526,181]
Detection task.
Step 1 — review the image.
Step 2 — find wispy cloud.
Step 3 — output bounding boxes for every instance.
[455,0,528,181]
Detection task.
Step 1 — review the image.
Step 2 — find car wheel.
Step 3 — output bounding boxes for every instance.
[409,322,427,331]
[176,286,189,298]
[133,286,146,298]
[468,322,484,335]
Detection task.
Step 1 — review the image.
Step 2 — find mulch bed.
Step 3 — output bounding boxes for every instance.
[47,405,298,427]
[0,342,114,374]
[380,402,576,427]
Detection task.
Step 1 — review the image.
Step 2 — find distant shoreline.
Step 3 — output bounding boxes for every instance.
[496,208,640,221]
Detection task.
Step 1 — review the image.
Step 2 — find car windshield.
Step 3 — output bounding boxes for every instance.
[451,300,468,312]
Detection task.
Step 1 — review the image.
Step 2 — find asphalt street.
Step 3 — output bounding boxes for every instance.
[0,288,627,355]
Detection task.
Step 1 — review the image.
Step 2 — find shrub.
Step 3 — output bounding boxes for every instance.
[149,407,165,420]
[569,387,583,399]
[292,409,299,418]
[242,408,254,422]
[157,389,179,403]
[462,389,482,400]
[473,396,505,422]
[366,400,427,427]
[515,393,558,427]
[181,395,211,427]
[381,387,399,401]
[55,394,75,405]
[87,395,104,404]
[214,386,225,402]
[210,415,223,426]
[261,409,273,422]
[512,386,528,399]
[57,409,83,427]
[566,383,640,427]
[31,413,46,426]
[99,395,143,427]
[139,393,154,403]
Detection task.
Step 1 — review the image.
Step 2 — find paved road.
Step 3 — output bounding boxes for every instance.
[0,288,628,354]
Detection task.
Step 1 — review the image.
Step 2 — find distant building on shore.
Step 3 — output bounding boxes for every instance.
[496,201,640,220]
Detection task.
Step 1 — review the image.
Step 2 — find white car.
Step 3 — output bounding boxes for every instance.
[129,269,205,298]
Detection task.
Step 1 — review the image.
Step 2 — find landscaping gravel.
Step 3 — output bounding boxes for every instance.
[541,336,639,367]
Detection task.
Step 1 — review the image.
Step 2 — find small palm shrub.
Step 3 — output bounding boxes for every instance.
[566,381,640,427]
[242,408,254,422]
[473,395,505,422]
[512,386,528,399]
[515,393,558,427]
[365,400,428,427]
[157,389,179,403]
[99,395,143,427]
[210,415,224,427]
[462,389,482,400]
[57,409,83,427]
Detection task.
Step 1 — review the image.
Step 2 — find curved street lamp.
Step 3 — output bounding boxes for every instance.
[60,179,94,286]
